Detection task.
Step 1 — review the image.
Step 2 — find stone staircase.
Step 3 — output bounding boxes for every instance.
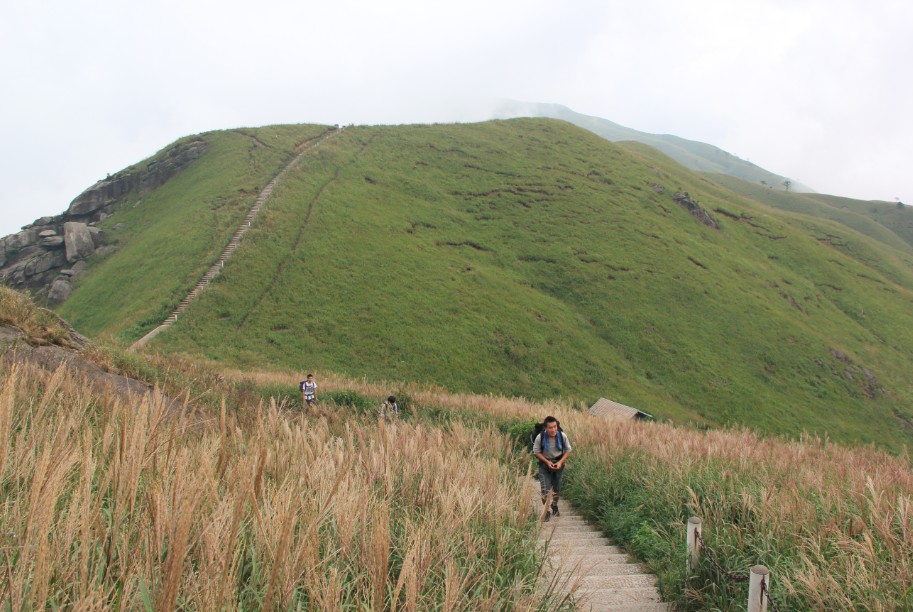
[535,485,669,611]
[130,129,337,350]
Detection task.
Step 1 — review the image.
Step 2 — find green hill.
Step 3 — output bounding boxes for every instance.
[55,118,913,449]
[708,172,913,252]
[495,101,813,191]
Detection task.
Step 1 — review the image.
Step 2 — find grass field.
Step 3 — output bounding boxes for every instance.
[50,119,913,450]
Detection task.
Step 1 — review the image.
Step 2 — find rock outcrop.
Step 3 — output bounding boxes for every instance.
[63,221,96,262]
[0,137,208,303]
[67,138,206,217]
[0,324,185,416]
[673,191,720,229]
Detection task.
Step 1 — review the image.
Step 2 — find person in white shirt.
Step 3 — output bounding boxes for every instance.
[300,373,318,410]
[380,395,399,422]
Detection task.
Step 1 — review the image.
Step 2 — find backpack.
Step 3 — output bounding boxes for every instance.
[299,380,305,392]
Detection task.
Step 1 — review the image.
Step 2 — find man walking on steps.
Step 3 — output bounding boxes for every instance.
[533,416,572,521]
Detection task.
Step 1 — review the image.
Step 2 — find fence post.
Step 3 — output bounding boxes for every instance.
[686,517,702,575]
[748,565,769,612]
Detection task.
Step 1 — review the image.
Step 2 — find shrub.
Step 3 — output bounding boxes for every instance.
[325,389,374,414]
[503,418,540,451]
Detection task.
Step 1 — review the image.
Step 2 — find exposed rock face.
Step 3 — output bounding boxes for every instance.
[0,324,186,416]
[63,222,95,262]
[0,220,100,304]
[48,278,73,302]
[0,137,208,304]
[25,250,66,277]
[40,235,65,248]
[67,138,207,217]
[673,192,720,229]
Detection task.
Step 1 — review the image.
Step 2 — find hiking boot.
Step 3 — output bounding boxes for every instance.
[551,506,560,518]
[544,510,551,522]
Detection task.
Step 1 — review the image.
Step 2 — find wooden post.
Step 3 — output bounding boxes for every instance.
[748,565,769,612]
[686,517,702,575]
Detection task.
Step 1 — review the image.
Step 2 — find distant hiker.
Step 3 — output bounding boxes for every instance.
[380,395,399,422]
[533,416,572,521]
[299,373,318,409]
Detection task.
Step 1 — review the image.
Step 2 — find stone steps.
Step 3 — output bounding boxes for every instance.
[576,589,665,610]
[533,479,669,611]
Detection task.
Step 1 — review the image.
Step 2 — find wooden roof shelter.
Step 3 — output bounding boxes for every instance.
[589,397,653,420]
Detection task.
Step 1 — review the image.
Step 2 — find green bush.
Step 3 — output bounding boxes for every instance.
[255,382,300,409]
[502,418,540,451]
[324,389,374,414]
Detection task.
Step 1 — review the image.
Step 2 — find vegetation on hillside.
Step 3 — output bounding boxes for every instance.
[218,366,913,609]
[57,124,330,339]
[559,414,913,610]
[0,357,546,610]
[708,171,913,252]
[51,119,913,449]
[4,286,912,610]
[0,284,80,347]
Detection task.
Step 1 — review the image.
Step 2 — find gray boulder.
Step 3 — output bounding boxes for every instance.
[67,175,135,216]
[48,278,72,303]
[64,222,95,263]
[6,229,38,251]
[40,236,65,248]
[24,250,66,277]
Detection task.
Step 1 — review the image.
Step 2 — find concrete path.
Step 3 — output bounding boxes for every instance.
[534,482,670,611]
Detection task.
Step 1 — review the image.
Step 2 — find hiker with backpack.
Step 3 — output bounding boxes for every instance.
[299,373,318,410]
[532,416,572,521]
[380,395,399,422]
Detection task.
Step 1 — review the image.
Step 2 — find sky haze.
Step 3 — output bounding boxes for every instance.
[1,0,910,237]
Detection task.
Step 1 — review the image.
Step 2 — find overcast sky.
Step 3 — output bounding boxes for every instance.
[2,0,910,238]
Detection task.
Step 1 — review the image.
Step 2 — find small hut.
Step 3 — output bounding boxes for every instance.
[589,397,653,421]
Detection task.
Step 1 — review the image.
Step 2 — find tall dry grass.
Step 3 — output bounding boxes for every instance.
[0,284,80,348]
[224,367,573,420]
[557,412,913,610]
[0,359,545,610]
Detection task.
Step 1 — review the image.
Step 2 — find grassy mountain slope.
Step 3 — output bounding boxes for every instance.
[495,101,813,191]
[57,119,913,449]
[709,172,913,252]
[57,125,329,337]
